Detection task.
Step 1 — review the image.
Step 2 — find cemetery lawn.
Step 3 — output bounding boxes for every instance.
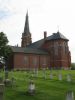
[1,70,75,100]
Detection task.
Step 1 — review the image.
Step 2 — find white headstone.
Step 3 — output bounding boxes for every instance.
[43,68,46,79]
[58,73,62,81]
[66,91,74,100]
[34,68,38,78]
[28,80,35,95]
[50,73,53,79]
[67,74,71,82]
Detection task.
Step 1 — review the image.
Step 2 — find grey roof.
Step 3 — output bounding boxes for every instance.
[24,48,48,55]
[27,31,68,49]
[11,46,48,55]
[27,39,45,49]
[47,31,69,41]
[11,31,68,54]
[11,46,25,53]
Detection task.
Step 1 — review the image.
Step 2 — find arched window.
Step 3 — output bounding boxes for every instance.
[54,42,58,55]
[63,42,68,54]
[32,57,37,66]
[24,56,29,65]
[42,57,47,66]
[65,42,68,54]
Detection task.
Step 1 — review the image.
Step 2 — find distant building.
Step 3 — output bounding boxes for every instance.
[8,12,71,70]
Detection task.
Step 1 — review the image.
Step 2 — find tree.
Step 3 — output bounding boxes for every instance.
[71,63,75,70]
[0,32,12,67]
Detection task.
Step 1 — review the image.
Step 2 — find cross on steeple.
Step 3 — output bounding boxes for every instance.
[57,25,59,33]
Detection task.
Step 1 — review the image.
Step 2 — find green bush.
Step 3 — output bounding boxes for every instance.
[71,63,75,70]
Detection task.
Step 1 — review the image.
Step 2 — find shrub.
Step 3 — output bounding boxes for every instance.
[71,63,75,70]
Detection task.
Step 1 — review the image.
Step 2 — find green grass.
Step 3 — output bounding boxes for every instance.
[0,70,75,100]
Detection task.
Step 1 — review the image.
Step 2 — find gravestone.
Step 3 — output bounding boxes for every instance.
[67,74,71,82]
[11,77,16,89]
[66,91,74,100]
[28,80,35,95]
[58,73,62,81]
[4,70,11,86]
[11,77,14,83]
[0,84,4,100]
[43,68,46,79]
[5,70,9,79]
[0,77,3,84]
[50,72,53,79]
[33,68,38,78]
[4,79,11,86]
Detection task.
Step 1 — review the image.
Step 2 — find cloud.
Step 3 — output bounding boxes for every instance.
[0,0,14,20]
[0,9,12,19]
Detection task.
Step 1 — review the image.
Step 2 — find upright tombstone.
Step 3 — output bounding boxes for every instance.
[28,80,35,95]
[4,70,11,86]
[43,68,46,79]
[33,68,38,78]
[0,77,3,84]
[50,72,53,79]
[0,84,4,100]
[66,91,74,100]
[32,56,38,78]
[58,73,62,81]
[67,74,71,82]
[5,70,9,79]
[11,77,16,89]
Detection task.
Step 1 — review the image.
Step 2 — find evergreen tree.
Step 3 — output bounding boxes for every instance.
[0,32,12,66]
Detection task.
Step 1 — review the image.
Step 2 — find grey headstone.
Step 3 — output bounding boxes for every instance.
[5,71,9,79]
[0,84,4,100]
[50,73,53,79]
[4,79,11,86]
[43,68,46,79]
[11,77,16,89]
[58,73,62,81]
[0,77,3,83]
[67,74,71,82]
[33,68,38,78]
[28,80,35,95]
[66,91,74,100]
[43,73,46,79]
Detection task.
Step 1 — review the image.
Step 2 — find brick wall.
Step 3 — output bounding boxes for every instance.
[41,39,71,69]
[8,39,71,70]
[12,53,49,70]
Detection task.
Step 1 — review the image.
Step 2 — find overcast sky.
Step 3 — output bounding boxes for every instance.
[0,0,75,62]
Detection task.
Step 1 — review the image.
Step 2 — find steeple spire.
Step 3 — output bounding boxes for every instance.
[24,11,30,34]
[21,11,32,47]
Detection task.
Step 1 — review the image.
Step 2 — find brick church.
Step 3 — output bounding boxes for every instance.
[8,12,71,70]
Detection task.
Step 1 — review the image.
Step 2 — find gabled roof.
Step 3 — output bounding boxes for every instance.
[11,46,48,55]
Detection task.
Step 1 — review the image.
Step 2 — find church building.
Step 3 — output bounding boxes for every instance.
[8,12,71,70]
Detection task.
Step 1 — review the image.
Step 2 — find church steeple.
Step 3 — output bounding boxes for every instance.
[21,11,32,47]
[24,11,30,34]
